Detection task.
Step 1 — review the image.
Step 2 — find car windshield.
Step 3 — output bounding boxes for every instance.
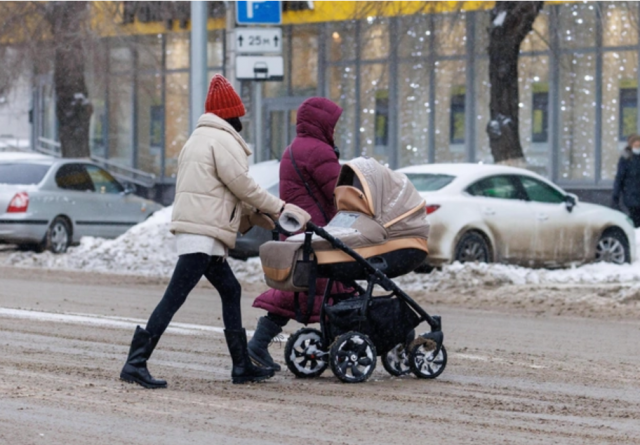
[0,163,50,185]
[405,173,455,192]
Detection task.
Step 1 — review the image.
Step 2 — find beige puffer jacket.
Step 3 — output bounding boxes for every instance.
[170,113,284,248]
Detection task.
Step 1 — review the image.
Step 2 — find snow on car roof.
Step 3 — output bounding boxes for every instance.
[396,163,552,193]
[397,162,531,176]
[0,151,56,163]
[398,163,545,181]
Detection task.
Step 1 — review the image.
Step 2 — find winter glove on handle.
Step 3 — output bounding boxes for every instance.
[279,203,312,233]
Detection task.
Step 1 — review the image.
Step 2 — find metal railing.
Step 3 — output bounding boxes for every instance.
[34,137,62,158]
[35,137,157,188]
[90,156,157,188]
[0,135,31,153]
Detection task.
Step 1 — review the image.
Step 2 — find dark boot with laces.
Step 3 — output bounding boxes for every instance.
[248,316,283,371]
[224,329,275,384]
[120,326,167,389]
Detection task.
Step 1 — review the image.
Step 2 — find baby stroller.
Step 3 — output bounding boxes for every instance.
[259,157,447,383]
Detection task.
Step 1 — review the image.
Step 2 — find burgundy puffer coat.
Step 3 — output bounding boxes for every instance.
[253,97,345,323]
[279,97,343,225]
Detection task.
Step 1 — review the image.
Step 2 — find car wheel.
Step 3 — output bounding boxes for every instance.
[454,231,491,263]
[595,229,629,265]
[44,217,71,254]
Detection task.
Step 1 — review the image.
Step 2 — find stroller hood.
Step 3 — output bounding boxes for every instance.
[335,157,428,239]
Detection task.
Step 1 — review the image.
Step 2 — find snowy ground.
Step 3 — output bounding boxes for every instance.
[4,205,640,291]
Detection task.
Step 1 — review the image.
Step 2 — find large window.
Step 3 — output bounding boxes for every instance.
[397,15,432,166]
[360,64,389,160]
[558,52,597,181]
[108,72,134,167]
[291,25,319,96]
[602,50,639,180]
[328,64,357,160]
[137,75,163,176]
[398,62,430,166]
[602,2,638,47]
[86,39,108,159]
[165,72,189,178]
[435,61,466,163]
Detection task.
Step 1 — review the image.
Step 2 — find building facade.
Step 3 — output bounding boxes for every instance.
[30,1,640,204]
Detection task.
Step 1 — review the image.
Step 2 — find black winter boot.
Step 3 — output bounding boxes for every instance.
[248,316,283,372]
[120,326,167,389]
[224,329,275,384]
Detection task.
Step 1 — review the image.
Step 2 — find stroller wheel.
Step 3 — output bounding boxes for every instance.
[329,332,377,383]
[284,328,328,378]
[408,338,447,379]
[382,343,411,376]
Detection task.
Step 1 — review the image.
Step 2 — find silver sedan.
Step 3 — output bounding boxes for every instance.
[0,153,163,253]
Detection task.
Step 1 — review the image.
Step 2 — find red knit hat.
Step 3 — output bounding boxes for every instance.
[205,74,246,119]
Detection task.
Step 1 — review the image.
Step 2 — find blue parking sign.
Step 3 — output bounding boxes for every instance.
[236,1,282,25]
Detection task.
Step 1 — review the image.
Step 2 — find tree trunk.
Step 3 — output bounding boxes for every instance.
[486,1,543,164]
[46,2,93,158]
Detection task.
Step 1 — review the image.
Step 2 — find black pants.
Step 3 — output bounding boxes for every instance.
[266,312,290,328]
[145,253,243,337]
[628,206,640,228]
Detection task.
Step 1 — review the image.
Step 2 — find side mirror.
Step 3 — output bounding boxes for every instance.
[565,193,577,213]
[123,183,136,195]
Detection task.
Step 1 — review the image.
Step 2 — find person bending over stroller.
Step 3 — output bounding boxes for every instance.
[120,74,304,387]
[248,97,348,371]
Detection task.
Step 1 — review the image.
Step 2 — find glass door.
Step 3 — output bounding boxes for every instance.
[263,97,309,161]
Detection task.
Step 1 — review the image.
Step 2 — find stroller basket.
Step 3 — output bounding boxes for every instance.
[324,294,421,354]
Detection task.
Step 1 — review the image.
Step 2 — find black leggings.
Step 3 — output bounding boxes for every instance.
[146,253,243,337]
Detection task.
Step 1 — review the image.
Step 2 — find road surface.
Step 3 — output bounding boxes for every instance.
[1,266,639,444]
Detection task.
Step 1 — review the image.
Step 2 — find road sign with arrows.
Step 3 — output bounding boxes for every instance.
[234,28,282,54]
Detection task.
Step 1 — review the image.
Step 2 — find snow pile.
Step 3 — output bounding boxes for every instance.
[395,259,640,292]
[397,228,640,291]
[4,206,640,290]
[5,206,265,284]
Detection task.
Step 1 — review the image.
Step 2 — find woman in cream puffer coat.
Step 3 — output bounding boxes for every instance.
[120,74,296,387]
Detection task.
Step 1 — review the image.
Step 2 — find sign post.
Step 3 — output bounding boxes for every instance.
[236,1,282,25]
[234,1,282,161]
[189,1,208,133]
[234,28,283,54]
[236,56,284,81]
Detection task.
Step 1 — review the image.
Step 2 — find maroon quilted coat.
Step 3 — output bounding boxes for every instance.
[280,97,343,224]
[253,97,345,323]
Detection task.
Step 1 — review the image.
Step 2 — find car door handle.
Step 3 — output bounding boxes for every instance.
[483,208,495,215]
[537,214,549,221]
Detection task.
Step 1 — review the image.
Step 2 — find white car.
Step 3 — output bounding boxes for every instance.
[396,163,636,268]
